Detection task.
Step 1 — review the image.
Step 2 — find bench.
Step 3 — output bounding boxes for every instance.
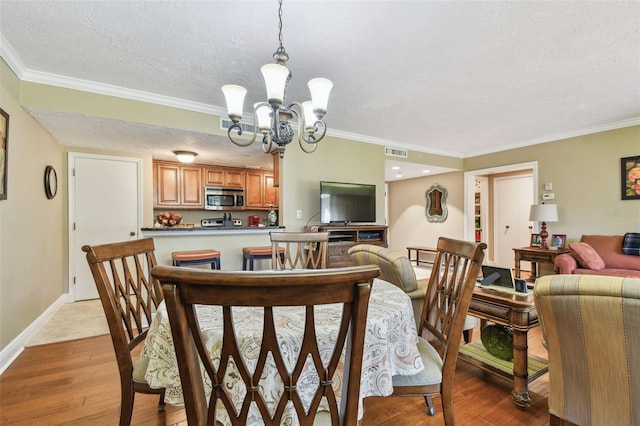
[406,246,437,267]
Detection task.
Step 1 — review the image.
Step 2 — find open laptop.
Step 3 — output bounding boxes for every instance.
[480,265,516,290]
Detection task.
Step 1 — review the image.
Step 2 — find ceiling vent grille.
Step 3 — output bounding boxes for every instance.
[220,118,257,135]
[385,146,408,158]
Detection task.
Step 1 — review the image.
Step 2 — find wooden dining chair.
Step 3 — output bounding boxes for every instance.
[82,238,166,426]
[270,231,330,270]
[391,237,486,425]
[152,264,380,426]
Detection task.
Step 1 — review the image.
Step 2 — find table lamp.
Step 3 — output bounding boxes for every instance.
[529,204,558,249]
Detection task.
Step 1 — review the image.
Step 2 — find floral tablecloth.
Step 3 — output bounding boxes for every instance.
[142,278,423,424]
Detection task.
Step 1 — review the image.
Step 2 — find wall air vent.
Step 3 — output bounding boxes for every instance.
[385,146,408,158]
[220,118,257,135]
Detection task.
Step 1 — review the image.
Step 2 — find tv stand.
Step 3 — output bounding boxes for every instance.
[318,225,388,267]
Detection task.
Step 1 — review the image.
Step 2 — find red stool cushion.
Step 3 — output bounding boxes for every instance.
[172,249,221,262]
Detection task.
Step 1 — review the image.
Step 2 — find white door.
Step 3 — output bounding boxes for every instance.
[70,153,141,301]
[493,174,534,269]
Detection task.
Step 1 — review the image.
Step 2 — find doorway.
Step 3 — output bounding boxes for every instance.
[464,161,538,266]
[68,153,142,301]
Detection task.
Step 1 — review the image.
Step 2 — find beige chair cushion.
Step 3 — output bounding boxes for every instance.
[391,337,443,387]
[132,355,150,384]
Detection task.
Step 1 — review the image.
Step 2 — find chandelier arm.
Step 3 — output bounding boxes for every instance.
[301,120,327,145]
[287,103,318,154]
[227,123,258,147]
[262,134,274,154]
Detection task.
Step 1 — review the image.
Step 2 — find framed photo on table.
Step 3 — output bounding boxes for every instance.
[551,234,567,249]
[530,233,542,248]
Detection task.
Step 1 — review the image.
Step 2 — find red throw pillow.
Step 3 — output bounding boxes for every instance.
[569,242,606,270]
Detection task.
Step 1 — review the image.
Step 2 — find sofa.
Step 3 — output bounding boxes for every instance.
[347,244,478,338]
[554,234,640,278]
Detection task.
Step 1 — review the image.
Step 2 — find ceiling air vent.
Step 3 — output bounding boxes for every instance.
[385,146,408,158]
[220,118,257,134]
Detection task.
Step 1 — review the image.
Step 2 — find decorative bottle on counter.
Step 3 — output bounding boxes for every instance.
[267,205,278,226]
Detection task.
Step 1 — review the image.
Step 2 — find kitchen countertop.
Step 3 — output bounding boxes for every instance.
[140,226,284,237]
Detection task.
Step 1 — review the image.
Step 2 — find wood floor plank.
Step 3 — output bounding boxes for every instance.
[1,328,551,425]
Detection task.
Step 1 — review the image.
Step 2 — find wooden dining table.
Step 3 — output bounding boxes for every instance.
[141,278,424,425]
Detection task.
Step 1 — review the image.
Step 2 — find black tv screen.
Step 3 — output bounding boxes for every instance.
[320,181,376,224]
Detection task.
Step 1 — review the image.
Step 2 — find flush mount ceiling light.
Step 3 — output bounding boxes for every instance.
[221,0,332,159]
[174,151,198,163]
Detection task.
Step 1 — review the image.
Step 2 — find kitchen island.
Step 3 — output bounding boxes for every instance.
[141,226,284,271]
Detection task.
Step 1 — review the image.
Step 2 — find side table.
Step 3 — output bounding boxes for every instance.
[513,247,569,282]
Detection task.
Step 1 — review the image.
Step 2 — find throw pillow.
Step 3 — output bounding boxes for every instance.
[622,232,640,256]
[570,242,606,270]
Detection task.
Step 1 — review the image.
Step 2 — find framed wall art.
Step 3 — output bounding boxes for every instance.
[0,107,8,200]
[621,155,640,200]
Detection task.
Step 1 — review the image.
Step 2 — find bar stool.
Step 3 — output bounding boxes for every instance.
[172,249,221,270]
[242,246,285,270]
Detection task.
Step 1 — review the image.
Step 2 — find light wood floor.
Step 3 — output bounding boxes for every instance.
[0,327,550,425]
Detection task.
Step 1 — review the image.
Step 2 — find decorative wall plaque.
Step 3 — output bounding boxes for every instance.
[425,184,448,222]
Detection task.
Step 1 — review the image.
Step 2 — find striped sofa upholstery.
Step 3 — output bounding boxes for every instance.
[534,274,640,426]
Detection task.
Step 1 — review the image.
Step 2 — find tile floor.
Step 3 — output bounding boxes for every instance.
[27,299,109,346]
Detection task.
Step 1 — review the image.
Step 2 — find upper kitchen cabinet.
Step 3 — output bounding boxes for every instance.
[154,161,203,209]
[245,170,279,209]
[203,167,245,188]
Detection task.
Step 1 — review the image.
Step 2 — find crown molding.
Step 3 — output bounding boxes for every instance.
[465,116,640,158]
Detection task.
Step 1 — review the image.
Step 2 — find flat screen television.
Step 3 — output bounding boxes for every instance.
[320,181,376,224]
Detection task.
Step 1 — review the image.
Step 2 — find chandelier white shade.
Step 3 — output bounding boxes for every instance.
[221,0,332,158]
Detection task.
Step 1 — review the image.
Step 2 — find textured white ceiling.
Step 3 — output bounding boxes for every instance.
[1,1,639,180]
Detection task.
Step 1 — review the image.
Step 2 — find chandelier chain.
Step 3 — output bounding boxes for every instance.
[277,0,285,53]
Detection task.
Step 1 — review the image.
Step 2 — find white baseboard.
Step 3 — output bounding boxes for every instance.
[0,294,69,375]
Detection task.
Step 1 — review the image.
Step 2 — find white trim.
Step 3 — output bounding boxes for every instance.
[0,294,69,375]
[464,161,539,261]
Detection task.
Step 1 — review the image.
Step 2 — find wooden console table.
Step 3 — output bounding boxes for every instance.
[513,247,569,282]
[458,286,548,408]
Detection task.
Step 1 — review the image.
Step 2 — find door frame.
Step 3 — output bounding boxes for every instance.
[464,161,539,264]
[67,152,143,301]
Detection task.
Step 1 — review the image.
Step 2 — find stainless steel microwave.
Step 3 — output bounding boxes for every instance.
[204,187,245,210]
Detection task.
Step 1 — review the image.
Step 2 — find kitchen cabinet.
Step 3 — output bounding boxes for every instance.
[203,167,245,188]
[154,162,203,209]
[245,170,279,209]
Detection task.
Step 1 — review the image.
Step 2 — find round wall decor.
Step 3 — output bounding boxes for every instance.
[44,165,57,199]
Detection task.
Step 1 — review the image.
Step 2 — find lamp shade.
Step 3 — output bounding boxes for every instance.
[529,204,558,222]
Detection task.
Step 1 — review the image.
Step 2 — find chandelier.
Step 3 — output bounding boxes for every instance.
[221,0,333,158]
